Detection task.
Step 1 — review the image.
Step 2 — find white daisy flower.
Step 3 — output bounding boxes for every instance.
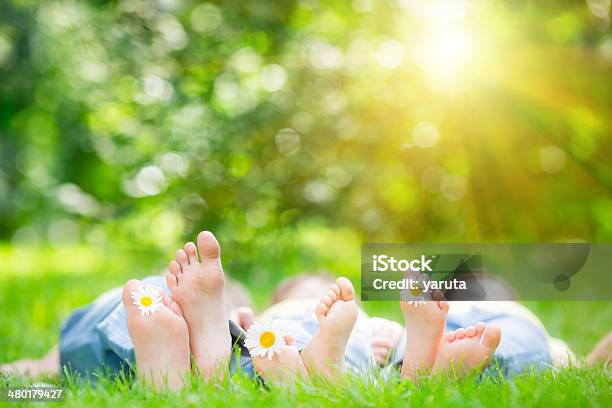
[244,320,286,360]
[131,285,163,316]
[400,273,430,307]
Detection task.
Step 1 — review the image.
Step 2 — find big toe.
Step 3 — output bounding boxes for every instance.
[122,279,143,313]
[335,277,355,301]
[197,231,221,261]
[481,325,502,349]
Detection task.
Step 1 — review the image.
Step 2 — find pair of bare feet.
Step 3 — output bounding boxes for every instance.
[400,293,502,380]
[124,231,231,389]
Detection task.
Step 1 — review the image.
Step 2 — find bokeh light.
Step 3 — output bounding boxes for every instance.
[0,0,609,265]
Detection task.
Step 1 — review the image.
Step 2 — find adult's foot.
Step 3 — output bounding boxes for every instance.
[300,277,358,379]
[166,231,231,380]
[252,335,309,385]
[0,346,59,378]
[400,289,448,380]
[432,322,501,377]
[123,280,190,390]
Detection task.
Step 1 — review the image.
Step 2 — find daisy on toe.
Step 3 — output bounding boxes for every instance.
[131,285,163,316]
[400,273,430,308]
[245,321,287,360]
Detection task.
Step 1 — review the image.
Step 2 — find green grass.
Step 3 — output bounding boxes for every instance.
[1,245,611,407]
[2,365,610,407]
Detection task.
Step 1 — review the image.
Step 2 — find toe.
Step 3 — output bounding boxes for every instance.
[197,231,221,261]
[166,272,178,292]
[330,284,340,297]
[315,302,328,320]
[446,330,456,342]
[432,290,445,301]
[169,260,182,276]
[176,249,189,269]
[455,328,466,339]
[327,288,338,301]
[437,300,449,313]
[475,322,486,336]
[184,242,198,264]
[434,294,449,313]
[163,296,172,308]
[335,277,355,301]
[169,299,184,317]
[122,279,143,316]
[480,325,502,349]
[466,325,477,337]
[320,295,332,306]
[237,307,255,331]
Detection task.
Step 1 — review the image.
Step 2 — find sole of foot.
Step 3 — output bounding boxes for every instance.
[433,322,502,377]
[300,277,358,379]
[252,335,309,386]
[123,279,190,390]
[166,231,231,380]
[400,290,449,380]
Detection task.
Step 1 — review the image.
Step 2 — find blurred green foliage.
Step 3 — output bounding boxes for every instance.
[0,0,610,283]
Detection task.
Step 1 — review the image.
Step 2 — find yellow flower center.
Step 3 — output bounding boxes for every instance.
[409,284,422,297]
[140,296,153,307]
[259,331,276,348]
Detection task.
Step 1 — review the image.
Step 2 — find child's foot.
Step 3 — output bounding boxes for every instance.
[166,231,231,380]
[300,277,358,379]
[230,306,255,331]
[123,280,190,390]
[400,290,448,380]
[252,336,309,385]
[369,317,403,366]
[433,322,502,376]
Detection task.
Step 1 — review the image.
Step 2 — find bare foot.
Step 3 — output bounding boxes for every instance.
[369,317,403,366]
[587,331,612,367]
[0,346,59,378]
[166,231,231,380]
[400,290,448,380]
[123,280,190,390]
[300,277,358,379]
[433,322,502,376]
[252,335,309,385]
